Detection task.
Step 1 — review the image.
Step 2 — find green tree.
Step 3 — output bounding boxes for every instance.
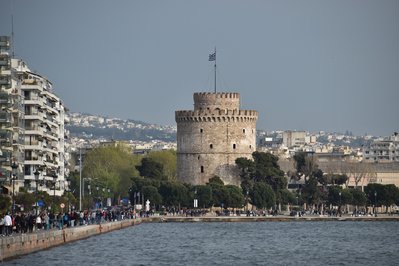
[193,185,213,208]
[225,185,245,209]
[381,184,399,213]
[251,182,275,209]
[136,157,166,180]
[349,188,367,213]
[83,145,140,204]
[159,181,189,207]
[148,150,177,181]
[142,185,162,208]
[277,189,296,206]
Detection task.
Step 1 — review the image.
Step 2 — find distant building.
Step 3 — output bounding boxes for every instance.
[282,130,306,148]
[363,132,399,162]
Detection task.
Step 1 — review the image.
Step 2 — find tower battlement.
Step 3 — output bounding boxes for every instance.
[194,92,240,111]
[175,109,258,122]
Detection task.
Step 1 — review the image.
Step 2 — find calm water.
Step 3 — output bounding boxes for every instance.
[3,221,399,266]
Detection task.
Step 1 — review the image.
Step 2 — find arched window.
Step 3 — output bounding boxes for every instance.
[201,166,204,173]
[210,144,213,149]
[233,144,236,149]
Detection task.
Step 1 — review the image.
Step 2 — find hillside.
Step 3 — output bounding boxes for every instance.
[67,112,176,142]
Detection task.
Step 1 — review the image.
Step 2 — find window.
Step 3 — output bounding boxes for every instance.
[233,144,236,149]
[249,145,252,149]
[198,155,200,160]
[201,166,204,173]
[243,129,246,134]
[200,129,203,133]
[210,144,213,149]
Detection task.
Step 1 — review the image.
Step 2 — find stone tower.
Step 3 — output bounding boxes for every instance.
[175,92,258,185]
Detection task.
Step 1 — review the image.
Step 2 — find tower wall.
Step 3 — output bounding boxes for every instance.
[175,92,258,185]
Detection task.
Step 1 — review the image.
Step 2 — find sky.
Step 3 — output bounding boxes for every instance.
[0,0,398,136]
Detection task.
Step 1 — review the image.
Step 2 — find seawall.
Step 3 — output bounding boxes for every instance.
[0,218,141,261]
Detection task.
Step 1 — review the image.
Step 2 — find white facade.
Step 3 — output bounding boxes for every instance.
[12,58,69,196]
[363,133,399,162]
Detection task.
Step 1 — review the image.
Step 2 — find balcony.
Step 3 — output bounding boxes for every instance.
[0,75,11,85]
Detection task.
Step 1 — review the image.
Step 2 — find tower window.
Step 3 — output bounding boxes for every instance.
[201,166,204,173]
[250,145,252,149]
[210,144,213,149]
[200,128,203,133]
[243,129,246,134]
[233,144,236,149]
[198,155,200,160]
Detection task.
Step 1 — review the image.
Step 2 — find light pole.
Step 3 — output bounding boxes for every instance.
[246,190,249,214]
[79,147,82,212]
[11,162,18,216]
[34,169,40,216]
[374,191,377,217]
[339,191,342,217]
[52,173,57,214]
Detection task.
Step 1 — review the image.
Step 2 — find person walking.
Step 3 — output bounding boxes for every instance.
[4,213,12,236]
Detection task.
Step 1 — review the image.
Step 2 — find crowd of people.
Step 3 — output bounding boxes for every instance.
[0,208,137,237]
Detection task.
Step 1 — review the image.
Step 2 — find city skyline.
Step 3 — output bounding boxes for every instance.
[1,0,398,136]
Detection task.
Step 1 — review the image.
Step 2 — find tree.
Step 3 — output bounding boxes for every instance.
[159,181,189,208]
[277,189,296,206]
[345,161,376,189]
[142,185,162,208]
[193,185,213,208]
[364,183,384,207]
[207,175,224,186]
[225,185,245,209]
[236,157,255,193]
[251,182,275,209]
[136,157,166,180]
[14,192,35,212]
[350,188,367,212]
[381,184,399,213]
[148,150,177,181]
[83,145,141,204]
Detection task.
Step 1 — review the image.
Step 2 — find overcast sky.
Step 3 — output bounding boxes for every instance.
[1,0,398,136]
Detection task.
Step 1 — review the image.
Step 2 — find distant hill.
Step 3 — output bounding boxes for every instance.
[66,112,176,142]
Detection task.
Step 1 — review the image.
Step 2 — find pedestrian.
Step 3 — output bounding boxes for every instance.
[4,213,12,236]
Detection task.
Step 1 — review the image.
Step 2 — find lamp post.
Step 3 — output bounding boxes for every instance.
[34,169,40,216]
[52,173,57,214]
[374,191,377,217]
[11,162,18,216]
[246,190,249,214]
[339,191,342,217]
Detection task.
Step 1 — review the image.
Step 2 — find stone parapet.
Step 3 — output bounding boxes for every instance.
[0,218,141,261]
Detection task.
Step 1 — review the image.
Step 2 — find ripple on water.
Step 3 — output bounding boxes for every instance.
[3,221,399,266]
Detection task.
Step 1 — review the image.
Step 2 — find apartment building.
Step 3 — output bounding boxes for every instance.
[14,58,68,196]
[0,35,69,196]
[0,36,24,193]
[363,133,399,162]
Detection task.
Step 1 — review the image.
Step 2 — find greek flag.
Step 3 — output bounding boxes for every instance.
[209,52,216,61]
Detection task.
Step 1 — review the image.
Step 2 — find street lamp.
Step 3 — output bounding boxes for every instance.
[11,162,18,216]
[339,191,342,217]
[52,173,57,214]
[374,191,377,217]
[34,169,40,216]
[246,190,249,214]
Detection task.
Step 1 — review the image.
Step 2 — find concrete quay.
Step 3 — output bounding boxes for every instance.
[0,218,142,261]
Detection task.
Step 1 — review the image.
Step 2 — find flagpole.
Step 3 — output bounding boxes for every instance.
[214,47,217,93]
